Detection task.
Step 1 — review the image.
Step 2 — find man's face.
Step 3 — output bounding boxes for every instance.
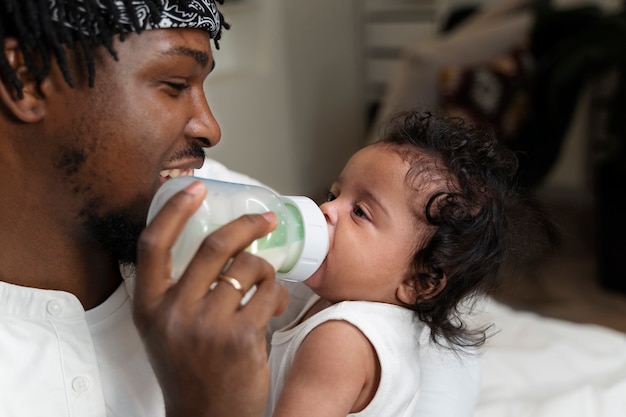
[40,28,220,264]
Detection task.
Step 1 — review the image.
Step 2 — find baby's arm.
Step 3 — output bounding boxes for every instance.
[271,320,379,417]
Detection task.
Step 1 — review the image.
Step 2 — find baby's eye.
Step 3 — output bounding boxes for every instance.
[353,205,368,219]
[326,192,337,202]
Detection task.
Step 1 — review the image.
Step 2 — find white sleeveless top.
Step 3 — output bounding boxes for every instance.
[265,295,426,417]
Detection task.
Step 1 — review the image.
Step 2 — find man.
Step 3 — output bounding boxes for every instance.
[0,1,287,416]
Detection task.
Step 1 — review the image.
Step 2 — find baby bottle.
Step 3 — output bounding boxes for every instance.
[147,176,329,282]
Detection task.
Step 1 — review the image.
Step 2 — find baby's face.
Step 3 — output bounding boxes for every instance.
[304,143,441,305]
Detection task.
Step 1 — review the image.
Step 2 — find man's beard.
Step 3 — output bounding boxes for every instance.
[81,202,145,266]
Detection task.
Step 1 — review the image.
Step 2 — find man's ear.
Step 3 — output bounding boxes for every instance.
[0,38,45,123]
[397,273,447,305]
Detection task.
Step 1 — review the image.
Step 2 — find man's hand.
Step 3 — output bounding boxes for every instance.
[133,181,289,417]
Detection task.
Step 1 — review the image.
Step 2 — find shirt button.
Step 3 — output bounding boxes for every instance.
[46,300,63,316]
[72,376,91,392]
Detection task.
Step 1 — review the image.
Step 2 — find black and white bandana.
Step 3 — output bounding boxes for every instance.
[49,0,223,39]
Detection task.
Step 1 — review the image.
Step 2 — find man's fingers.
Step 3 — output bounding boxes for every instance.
[134,181,207,308]
[175,211,278,299]
[242,278,290,323]
[135,179,278,309]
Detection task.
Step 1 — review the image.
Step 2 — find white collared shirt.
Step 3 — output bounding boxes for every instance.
[0,280,164,417]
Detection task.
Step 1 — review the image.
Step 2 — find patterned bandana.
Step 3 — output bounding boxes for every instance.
[49,0,223,39]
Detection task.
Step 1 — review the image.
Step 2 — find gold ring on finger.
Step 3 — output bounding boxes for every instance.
[217,274,245,294]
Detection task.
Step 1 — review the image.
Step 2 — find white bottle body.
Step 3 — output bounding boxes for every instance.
[147,177,328,282]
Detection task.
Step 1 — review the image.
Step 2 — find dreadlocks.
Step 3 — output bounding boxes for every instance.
[0,0,229,98]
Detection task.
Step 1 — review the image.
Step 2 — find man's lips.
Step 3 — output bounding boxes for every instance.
[159,157,205,182]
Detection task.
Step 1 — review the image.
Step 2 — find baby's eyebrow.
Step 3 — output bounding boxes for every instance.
[338,176,389,217]
[360,188,388,217]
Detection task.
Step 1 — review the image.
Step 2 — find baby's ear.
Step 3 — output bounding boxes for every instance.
[397,274,447,305]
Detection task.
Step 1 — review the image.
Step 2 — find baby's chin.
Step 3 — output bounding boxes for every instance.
[302,265,326,290]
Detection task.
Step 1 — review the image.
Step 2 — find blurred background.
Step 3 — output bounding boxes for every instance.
[203,0,626,332]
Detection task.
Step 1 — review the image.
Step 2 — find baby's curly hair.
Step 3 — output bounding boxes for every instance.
[380,110,559,350]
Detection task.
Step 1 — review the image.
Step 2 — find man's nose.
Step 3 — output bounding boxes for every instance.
[186,91,221,148]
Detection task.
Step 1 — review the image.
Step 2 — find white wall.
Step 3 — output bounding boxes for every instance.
[204,0,366,198]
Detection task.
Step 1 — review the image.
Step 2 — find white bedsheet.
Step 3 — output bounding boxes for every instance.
[474,298,626,417]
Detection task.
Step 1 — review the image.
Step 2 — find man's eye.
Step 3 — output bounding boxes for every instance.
[166,82,189,92]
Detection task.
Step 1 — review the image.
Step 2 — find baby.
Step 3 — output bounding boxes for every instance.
[264,110,556,417]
